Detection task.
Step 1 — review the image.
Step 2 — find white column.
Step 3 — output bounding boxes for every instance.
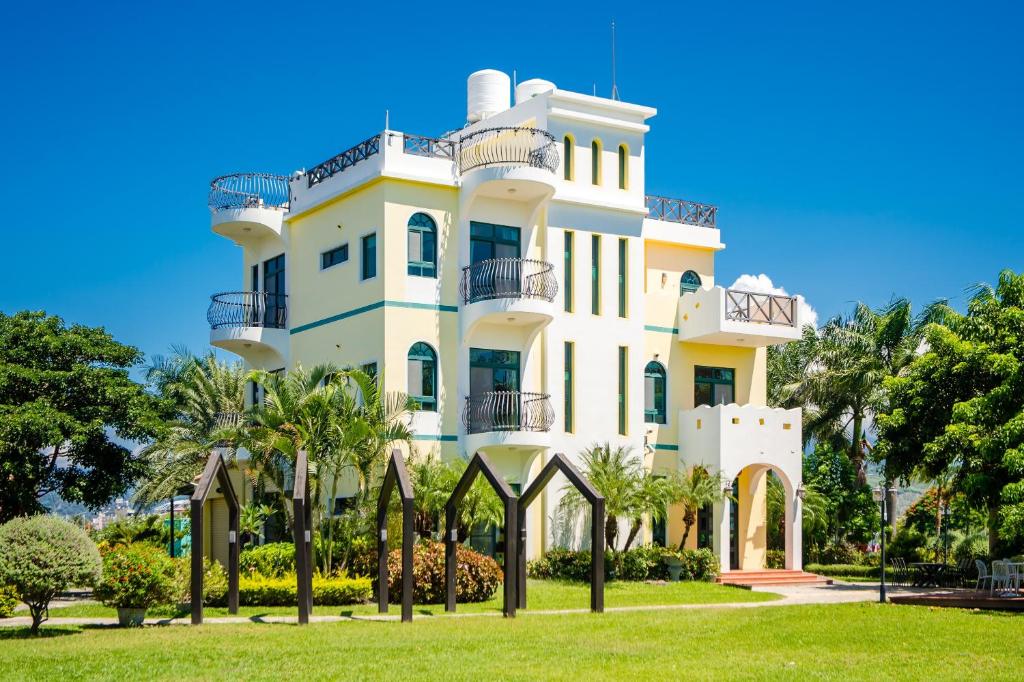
[713,498,731,573]
[785,489,803,570]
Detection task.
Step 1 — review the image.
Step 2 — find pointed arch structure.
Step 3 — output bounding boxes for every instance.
[377,449,415,622]
[444,451,519,617]
[189,451,240,625]
[517,452,605,612]
[293,449,314,625]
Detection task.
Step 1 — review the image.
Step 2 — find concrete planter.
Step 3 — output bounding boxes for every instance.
[663,556,684,582]
[117,607,147,627]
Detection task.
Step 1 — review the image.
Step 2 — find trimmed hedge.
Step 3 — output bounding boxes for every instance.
[237,575,371,606]
[0,585,17,618]
[240,543,295,577]
[527,546,718,582]
[385,541,502,604]
[805,563,893,580]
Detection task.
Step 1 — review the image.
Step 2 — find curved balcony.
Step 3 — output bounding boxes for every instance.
[207,291,289,365]
[209,173,290,243]
[459,258,557,340]
[463,391,554,454]
[457,127,559,202]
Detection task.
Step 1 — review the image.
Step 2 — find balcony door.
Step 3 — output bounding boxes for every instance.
[469,222,520,299]
[263,254,286,329]
[469,348,520,431]
[694,366,735,406]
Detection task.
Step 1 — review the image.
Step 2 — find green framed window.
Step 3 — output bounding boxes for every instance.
[591,139,602,185]
[407,342,437,411]
[644,361,667,424]
[321,243,349,270]
[360,362,378,378]
[618,346,628,435]
[681,270,702,294]
[694,366,735,406]
[361,233,376,280]
[407,213,437,277]
[591,234,601,315]
[564,230,574,312]
[617,238,627,318]
[563,135,574,180]
[618,144,628,189]
[564,341,574,433]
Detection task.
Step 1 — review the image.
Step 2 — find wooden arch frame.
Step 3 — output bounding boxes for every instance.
[190,452,240,625]
[517,452,605,613]
[293,450,314,625]
[444,452,519,617]
[377,449,415,622]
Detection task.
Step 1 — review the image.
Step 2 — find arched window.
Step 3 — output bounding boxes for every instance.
[644,361,666,424]
[407,342,437,411]
[591,139,602,185]
[617,144,628,190]
[563,135,574,181]
[680,270,702,294]
[407,213,437,277]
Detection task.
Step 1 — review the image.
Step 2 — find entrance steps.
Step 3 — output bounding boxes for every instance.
[716,570,832,588]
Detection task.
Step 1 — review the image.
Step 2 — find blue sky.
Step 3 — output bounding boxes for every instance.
[1,1,1021,366]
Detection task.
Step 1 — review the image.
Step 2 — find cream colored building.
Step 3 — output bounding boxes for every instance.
[205,70,805,573]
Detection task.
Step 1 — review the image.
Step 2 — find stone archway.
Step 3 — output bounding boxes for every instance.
[720,463,802,572]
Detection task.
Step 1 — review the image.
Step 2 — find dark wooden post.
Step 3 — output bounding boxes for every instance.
[444,504,458,613]
[401,492,414,622]
[503,496,518,618]
[293,450,312,625]
[591,497,605,613]
[377,450,414,622]
[189,452,241,624]
[190,496,204,625]
[227,496,239,614]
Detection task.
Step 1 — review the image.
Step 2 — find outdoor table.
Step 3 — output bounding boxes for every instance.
[910,562,947,588]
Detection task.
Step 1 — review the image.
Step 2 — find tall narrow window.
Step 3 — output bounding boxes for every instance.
[407,213,437,277]
[407,342,437,411]
[591,234,601,315]
[681,270,702,294]
[618,144,628,189]
[263,254,286,329]
[591,140,602,185]
[563,230,574,312]
[617,238,628,318]
[564,341,574,433]
[563,135,574,181]
[644,361,667,424]
[361,233,377,280]
[617,346,628,435]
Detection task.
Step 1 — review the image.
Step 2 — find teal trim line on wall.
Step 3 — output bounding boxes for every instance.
[412,434,458,442]
[644,324,678,335]
[653,443,679,451]
[291,300,458,335]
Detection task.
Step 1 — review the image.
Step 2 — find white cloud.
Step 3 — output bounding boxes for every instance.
[728,273,819,330]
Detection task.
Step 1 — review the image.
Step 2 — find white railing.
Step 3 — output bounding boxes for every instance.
[724,290,797,327]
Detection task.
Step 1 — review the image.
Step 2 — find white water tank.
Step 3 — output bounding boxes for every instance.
[515,78,556,104]
[467,69,511,123]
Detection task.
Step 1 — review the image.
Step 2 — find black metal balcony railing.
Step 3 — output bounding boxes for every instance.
[645,194,717,228]
[463,392,554,434]
[403,133,456,160]
[725,289,797,327]
[306,134,382,188]
[457,127,559,174]
[209,173,290,211]
[207,291,288,330]
[459,258,558,305]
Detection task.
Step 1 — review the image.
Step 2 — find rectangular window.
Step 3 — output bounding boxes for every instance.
[250,264,258,291]
[564,341,574,433]
[617,238,627,318]
[361,233,376,280]
[591,234,601,315]
[694,366,736,406]
[321,244,349,270]
[361,362,378,378]
[617,346,628,435]
[563,231,574,313]
[262,254,286,329]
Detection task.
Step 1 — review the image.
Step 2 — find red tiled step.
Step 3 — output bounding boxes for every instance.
[716,570,832,587]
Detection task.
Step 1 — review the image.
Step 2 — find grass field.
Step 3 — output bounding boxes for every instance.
[2,602,1022,680]
[33,579,776,619]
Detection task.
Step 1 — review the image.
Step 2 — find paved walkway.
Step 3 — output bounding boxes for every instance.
[0,583,928,629]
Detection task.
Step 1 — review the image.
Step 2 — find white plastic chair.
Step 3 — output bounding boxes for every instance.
[1007,563,1022,595]
[975,559,992,592]
[990,560,1010,595]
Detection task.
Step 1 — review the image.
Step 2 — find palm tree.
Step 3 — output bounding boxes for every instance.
[239,502,274,548]
[621,473,673,551]
[667,465,729,551]
[560,443,643,552]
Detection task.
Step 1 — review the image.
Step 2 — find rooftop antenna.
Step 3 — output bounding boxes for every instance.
[610,20,620,101]
[513,69,517,89]
[385,109,390,131]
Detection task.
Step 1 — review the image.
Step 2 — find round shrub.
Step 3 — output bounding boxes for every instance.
[240,542,295,577]
[386,540,501,604]
[164,556,228,607]
[94,542,175,610]
[0,515,102,634]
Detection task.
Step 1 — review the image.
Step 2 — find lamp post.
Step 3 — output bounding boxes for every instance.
[873,484,898,603]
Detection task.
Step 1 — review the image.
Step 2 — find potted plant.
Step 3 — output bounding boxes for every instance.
[94,543,175,627]
[662,549,685,582]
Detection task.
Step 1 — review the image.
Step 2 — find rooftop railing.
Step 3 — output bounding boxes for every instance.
[459,258,558,305]
[208,291,288,330]
[209,173,290,211]
[463,391,555,434]
[724,289,797,327]
[306,133,382,188]
[645,194,717,228]
[402,133,456,160]
[457,127,559,174]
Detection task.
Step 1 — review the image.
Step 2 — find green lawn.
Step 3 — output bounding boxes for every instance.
[40,579,775,619]
[2,602,1021,680]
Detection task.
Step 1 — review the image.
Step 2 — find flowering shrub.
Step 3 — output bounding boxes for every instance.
[385,541,502,604]
[94,543,175,609]
[0,585,17,618]
[239,542,295,577]
[237,575,371,606]
[0,515,102,634]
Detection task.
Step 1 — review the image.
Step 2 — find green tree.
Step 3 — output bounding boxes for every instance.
[668,465,729,551]
[621,472,673,551]
[239,503,274,548]
[0,311,162,521]
[877,270,1024,552]
[560,443,643,553]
